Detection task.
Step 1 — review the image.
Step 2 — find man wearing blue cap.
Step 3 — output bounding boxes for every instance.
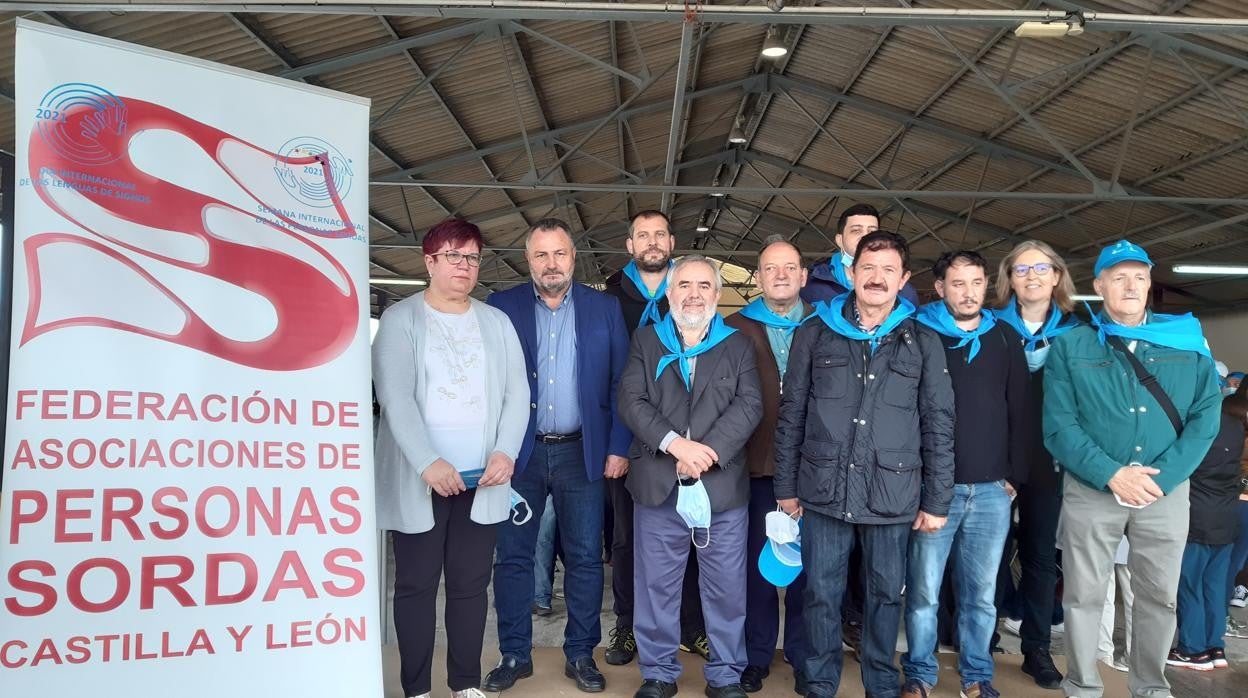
[1044,239,1222,698]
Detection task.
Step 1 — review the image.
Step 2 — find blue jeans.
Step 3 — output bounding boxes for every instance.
[1227,500,1248,605]
[802,509,910,698]
[1177,542,1232,653]
[493,440,604,662]
[533,494,556,606]
[902,481,1010,689]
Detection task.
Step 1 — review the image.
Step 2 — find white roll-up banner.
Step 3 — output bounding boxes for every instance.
[2,19,382,696]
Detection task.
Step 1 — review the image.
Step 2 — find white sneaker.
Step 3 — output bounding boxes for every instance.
[1097,654,1128,672]
[452,689,487,698]
[1232,584,1248,608]
[1051,621,1065,635]
[1001,617,1022,636]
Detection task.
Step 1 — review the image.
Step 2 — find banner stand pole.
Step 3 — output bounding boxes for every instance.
[0,151,15,489]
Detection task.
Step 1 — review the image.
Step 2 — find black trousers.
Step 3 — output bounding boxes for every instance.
[392,490,498,696]
[609,477,705,635]
[1016,482,1062,654]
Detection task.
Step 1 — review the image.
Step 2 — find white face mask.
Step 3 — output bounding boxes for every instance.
[765,508,800,545]
[675,478,712,548]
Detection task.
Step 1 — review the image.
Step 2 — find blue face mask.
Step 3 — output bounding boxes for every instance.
[1025,345,1050,373]
[509,489,533,525]
[676,479,712,548]
[459,468,485,489]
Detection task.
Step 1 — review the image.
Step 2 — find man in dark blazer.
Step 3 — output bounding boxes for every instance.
[724,236,816,694]
[618,255,763,698]
[485,219,632,694]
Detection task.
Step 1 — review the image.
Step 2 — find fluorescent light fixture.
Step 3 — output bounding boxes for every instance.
[1072,294,1103,302]
[761,27,788,58]
[1172,264,1248,275]
[696,224,710,232]
[710,190,727,198]
[1015,13,1084,38]
[370,277,427,286]
[1014,22,1070,38]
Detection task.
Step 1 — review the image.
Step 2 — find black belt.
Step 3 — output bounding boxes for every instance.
[536,431,582,444]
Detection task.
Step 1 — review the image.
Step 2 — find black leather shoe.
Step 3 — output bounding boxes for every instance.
[605,626,637,665]
[565,656,606,693]
[482,656,533,692]
[705,683,748,698]
[634,679,678,698]
[1021,648,1063,690]
[740,665,769,693]
[793,668,809,695]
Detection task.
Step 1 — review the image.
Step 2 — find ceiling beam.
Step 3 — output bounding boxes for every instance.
[9,3,1248,34]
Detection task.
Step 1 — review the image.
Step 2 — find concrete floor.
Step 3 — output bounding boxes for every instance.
[382,540,1248,697]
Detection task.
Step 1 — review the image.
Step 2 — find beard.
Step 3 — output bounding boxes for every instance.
[671,304,712,329]
[535,270,572,295]
[634,248,671,273]
[951,305,982,322]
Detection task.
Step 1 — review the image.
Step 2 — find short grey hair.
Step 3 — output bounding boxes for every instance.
[524,217,573,249]
[666,254,723,294]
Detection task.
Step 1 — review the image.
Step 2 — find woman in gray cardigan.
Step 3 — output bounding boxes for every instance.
[374,219,530,698]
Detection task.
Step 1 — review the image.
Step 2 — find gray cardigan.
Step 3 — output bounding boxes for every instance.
[373,292,530,534]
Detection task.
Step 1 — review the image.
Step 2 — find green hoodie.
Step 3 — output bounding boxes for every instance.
[1042,320,1221,494]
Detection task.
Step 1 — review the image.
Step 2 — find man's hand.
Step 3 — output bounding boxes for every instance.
[604,455,630,479]
[676,460,704,480]
[777,498,804,519]
[477,451,515,488]
[1108,465,1163,506]
[913,511,947,533]
[668,438,718,472]
[1004,481,1017,498]
[422,458,467,497]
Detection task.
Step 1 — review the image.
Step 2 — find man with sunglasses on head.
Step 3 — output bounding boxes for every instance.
[484,219,633,694]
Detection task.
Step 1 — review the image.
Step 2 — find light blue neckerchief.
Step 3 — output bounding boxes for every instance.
[623,259,670,328]
[1086,305,1212,359]
[915,301,997,364]
[738,298,813,336]
[828,251,852,290]
[996,299,1079,352]
[816,293,915,354]
[739,298,812,379]
[654,313,737,390]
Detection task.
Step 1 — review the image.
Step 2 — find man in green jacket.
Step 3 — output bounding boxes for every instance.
[1044,239,1221,698]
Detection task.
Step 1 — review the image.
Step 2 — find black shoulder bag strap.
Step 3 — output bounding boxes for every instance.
[1105,335,1184,437]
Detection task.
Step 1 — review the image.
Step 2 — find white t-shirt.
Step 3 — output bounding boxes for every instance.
[424,304,488,472]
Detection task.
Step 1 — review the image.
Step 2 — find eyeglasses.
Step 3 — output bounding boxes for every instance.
[430,250,482,267]
[1012,262,1053,277]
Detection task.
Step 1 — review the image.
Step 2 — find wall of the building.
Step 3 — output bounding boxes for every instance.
[1199,310,1248,373]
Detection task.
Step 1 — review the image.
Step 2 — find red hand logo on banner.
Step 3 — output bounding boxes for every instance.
[24,97,359,371]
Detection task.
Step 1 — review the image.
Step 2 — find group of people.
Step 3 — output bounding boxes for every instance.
[372,204,1246,698]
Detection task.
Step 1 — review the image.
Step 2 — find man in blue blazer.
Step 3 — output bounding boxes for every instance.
[484,218,633,694]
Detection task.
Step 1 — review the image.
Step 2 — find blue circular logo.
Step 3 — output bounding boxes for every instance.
[275,137,354,209]
[35,83,128,166]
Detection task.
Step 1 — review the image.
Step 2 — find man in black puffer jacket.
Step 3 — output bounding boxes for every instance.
[775,231,955,698]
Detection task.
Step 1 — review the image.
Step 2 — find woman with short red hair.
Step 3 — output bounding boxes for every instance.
[374,219,530,698]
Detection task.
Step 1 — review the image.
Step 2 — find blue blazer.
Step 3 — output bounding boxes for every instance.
[488,282,633,480]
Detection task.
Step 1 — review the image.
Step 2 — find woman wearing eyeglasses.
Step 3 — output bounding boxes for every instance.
[374,219,530,698]
[991,240,1081,690]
